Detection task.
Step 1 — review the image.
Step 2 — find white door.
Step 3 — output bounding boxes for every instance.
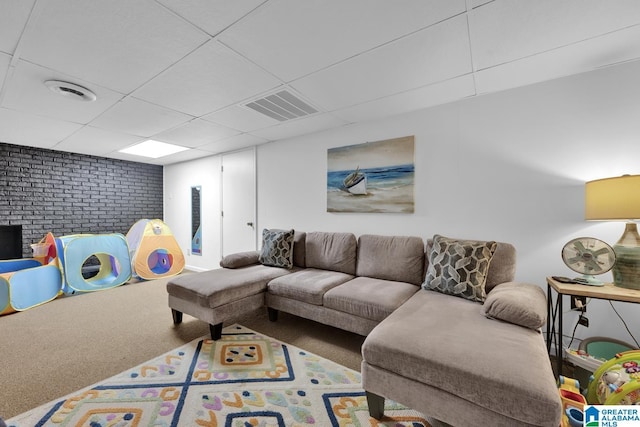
[221,148,257,256]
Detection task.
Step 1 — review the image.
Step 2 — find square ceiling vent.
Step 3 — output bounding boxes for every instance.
[245,90,318,122]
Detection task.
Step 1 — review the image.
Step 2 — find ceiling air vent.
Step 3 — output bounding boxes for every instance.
[44,80,97,102]
[245,90,318,122]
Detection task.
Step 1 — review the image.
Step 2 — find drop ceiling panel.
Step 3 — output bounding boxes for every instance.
[152,119,240,148]
[469,0,640,70]
[16,0,209,93]
[249,113,347,141]
[133,40,281,116]
[471,0,493,8]
[0,53,10,88]
[202,105,279,132]
[475,26,640,95]
[54,126,142,156]
[156,0,267,37]
[218,0,467,81]
[334,75,476,123]
[1,60,124,124]
[198,133,268,155]
[0,0,35,54]
[291,15,472,111]
[89,97,193,138]
[0,107,83,148]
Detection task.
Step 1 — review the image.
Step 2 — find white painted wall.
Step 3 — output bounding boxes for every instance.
[257,60,640,349]
[163,60,640,349]
[164,155,221,271]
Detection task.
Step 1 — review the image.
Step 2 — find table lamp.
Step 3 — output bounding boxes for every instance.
[585,174,640,289]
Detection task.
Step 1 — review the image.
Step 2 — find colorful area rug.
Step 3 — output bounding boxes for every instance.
[8,324,429,426]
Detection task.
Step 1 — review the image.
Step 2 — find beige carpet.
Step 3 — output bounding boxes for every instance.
[0,273,366,420]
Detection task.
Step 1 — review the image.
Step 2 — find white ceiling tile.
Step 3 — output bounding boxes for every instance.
[16,0,209,93]
[1,60,124,124]
[249,114,347,141]
[0,53,10,91]
[156,0,266,37]
[90,97,193,137]
[152,119,240,148]
[0,107,83,147]
[291,15,472,111]
[0,0,36,55]
[334,75,476,123]
[54,126,143,156]
[219,0,467,81]
[469,0,640,70]
[471,0,493,8]
[202,105,279,132]
[475,26,640,95]
[198,133,268,155]
[133,40,281,116]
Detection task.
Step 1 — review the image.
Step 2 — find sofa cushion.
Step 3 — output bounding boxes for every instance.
[356,234,425,285]
[167,264,291,308]
[423,235,497,302]
[483,282,547,330]
[220,250,259,269]
[267,268,354,305]
[323,277,418,322]
[362,290,561,426]
[259,228,295,269]
[305,231,357,275]
[293,231,306,268]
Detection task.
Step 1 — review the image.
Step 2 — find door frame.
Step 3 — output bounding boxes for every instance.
[219,146,258,258]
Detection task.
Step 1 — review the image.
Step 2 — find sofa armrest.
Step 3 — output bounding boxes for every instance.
[482,281,547,330]
[219,251,260,269]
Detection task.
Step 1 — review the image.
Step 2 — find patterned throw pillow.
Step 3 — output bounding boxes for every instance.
[259,229,295,269]
[422,235,497,303]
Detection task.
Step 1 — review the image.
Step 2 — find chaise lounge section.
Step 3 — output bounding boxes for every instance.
[166,229,561,426]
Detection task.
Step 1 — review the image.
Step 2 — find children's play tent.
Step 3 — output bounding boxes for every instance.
[0,232,63,315]
[56,233,132,294]
[126,219,185,280]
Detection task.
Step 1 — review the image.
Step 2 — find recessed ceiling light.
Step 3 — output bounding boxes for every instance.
[119,140,189,159]
[44,80,97,102]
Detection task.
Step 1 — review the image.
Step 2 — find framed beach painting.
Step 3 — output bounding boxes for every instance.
[327,136,415,213]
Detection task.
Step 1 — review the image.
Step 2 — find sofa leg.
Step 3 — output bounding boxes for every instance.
[210,322,223,340]
[267,307,278,322]
[366,391,385,419]
[171,309,183,325]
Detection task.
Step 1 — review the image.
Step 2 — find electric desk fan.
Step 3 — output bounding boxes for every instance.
[561,237,616,286]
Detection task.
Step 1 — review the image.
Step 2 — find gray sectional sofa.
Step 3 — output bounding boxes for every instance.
[166,230,562,426]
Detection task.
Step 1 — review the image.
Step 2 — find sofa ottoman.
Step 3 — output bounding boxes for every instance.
[167,263,291,339]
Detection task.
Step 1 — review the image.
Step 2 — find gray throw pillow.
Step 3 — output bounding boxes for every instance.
[423,234,497,302]
[483,282,547,330]
[219,251,259,269]
[259,228,295,269]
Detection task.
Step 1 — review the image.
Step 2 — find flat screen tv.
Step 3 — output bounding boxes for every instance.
[0,225,23,260]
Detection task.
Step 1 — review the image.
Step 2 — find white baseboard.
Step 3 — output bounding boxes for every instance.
[184,264,209,272]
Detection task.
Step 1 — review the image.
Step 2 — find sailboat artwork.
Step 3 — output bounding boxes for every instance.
[327,136,415,213]
[342,166,367,195]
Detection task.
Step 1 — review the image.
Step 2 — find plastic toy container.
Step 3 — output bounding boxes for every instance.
[581,337,636,359]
